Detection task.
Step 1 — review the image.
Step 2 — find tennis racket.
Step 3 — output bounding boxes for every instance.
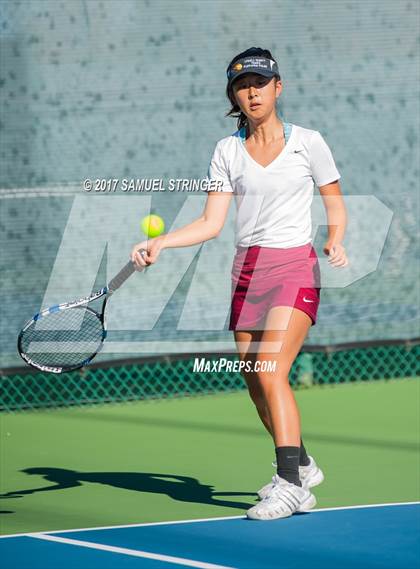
[17,249,148,374]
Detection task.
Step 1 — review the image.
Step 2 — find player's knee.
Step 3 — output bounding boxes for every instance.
[256,367,290,394]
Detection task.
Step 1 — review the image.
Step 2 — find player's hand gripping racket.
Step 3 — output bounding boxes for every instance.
[17,249,148,374]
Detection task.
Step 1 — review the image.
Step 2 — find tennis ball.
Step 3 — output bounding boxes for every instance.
[141,214,165,238]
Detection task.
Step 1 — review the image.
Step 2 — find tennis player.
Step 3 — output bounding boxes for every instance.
[131,47,348,521]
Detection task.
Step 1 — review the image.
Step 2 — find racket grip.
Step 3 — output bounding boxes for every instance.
[107,249,147,293]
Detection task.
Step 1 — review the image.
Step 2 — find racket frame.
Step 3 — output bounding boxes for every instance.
[17,249,147,374]
[17,288,109,374]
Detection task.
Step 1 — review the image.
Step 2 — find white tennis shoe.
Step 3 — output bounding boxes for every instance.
[247,475,316,520]
[257,455,324,500]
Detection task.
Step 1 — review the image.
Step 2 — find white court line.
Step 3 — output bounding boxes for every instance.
[27,533,235,569]
[1,501,419,539]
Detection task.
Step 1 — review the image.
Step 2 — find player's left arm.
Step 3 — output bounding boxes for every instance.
[318,180,349,267]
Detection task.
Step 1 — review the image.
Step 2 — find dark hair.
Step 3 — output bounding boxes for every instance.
[225,47,281,131]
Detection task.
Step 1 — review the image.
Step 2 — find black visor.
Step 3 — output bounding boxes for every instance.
[227,56,280,88]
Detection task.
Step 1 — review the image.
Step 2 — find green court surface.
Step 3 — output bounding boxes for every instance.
[1,378,419,536]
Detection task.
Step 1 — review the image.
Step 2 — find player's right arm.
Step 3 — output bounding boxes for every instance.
[131,191,233,269]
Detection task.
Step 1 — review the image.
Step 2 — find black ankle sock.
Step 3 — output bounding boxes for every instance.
[275,446,301,486]
[299,438,311,467]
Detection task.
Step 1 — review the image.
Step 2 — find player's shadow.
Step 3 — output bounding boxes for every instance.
[0,467,256,511]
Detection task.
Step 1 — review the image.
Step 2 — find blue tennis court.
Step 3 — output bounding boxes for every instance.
[1,503,419,569]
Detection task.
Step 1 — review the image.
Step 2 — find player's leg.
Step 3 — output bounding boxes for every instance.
[256,305,311,449]
[247,306,317,520]
[260,304,323,485]
[234,325,322,492]
[233,329,272,435]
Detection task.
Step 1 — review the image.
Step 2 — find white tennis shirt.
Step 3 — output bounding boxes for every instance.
[204,123,341,248]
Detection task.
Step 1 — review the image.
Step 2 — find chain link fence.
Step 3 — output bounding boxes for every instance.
[1,340,418,412]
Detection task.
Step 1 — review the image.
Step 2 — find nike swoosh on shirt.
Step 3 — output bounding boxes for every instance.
[303,297,315,303]
[294,149,304,153]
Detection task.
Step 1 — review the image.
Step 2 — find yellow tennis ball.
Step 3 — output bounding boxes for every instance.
[141,214,165,238]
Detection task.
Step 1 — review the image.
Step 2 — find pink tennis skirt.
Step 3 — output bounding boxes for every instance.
[229,242,321,331]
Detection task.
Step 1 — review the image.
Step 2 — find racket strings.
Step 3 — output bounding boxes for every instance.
[20,307,104,368]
